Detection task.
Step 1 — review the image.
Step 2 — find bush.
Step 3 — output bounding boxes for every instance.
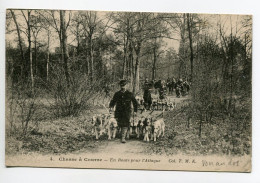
[6,78,38,137]
[47,66,106,117]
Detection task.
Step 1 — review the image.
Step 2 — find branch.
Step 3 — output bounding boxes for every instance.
[21,10,28,23]
[66,11,72,30]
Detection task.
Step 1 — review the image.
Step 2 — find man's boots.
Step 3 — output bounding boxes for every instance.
[121,127,128,143]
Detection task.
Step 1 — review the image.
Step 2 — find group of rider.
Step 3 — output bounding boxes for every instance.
[142,77,191,110]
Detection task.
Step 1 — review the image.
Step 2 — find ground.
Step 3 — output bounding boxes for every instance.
[75,139,150,155]
[6,93,251,157]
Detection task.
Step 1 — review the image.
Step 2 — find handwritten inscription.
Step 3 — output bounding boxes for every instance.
[202,159,239,167]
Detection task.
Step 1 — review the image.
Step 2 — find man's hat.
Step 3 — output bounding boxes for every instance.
[119,79,127,86]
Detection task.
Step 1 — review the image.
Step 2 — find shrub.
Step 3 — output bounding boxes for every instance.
[6,78,38,137]
[47,66,106,117]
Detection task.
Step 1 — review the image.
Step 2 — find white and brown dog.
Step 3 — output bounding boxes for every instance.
[143,117,153,142]
[151,99,158,111]
[166,99,176,111]
[136,116,145,139]
[129,116,140,137]
[106,114,118,140]
[91,114,107,140]
[151,118,165,141]
[91,114,118,140]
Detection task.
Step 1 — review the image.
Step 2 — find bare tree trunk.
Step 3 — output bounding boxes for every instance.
[129,41,134,89]
[133,55,140,94]
[187,13,194,82]
[86,54,89,76]
[229,31,234,111]
[98,46,103,79]
[128,52,131,81]
[27,11,34,94]
[34,39,37,76]
[76,22,80,54]
[46,30,50,82]
[177,13,186,80]
[133,41,141,94]
[10,10,25,79]
[131,54,134,88]
[122,58,126,79]
[152,39,157,80]
[127,44,131,81]
[244,33,248,62]
[84,40,89,75]
[89,36,94,82]
[122,34,128,79]
[60,10,70,86]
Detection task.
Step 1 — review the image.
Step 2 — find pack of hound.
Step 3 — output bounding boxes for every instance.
[136,95,176,112]
[91,111,165,142]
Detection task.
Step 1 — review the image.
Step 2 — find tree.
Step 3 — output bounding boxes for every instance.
[21,10,34,94]
[30,13,44,76]
[186,13,194,82]
[110,12,136,87]
[9,10,26,80]
[185,13,205,82]
[131,13,169,94]
[60,10,70,86]
[38,10,71,85]
[79,11,101,82]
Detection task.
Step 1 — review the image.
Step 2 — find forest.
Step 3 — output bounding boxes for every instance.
[5,10,252,156]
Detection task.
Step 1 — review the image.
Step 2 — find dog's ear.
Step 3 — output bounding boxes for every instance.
[96,116,102,125]
[91,116,96,124]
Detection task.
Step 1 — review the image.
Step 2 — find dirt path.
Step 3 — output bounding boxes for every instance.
[93,139,150,155]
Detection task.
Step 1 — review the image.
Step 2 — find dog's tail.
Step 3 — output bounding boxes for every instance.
[162,108,165,117]
[157,109,165,118]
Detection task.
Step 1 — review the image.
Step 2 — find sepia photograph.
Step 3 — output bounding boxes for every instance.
[5,8,252,172]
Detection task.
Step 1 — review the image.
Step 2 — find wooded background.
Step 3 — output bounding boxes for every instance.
[6,10,251,92]
[5,10,252,147]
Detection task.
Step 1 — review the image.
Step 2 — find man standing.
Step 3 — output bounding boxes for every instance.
[169,77,176,95]
[183,79,191,95]
[159,80,167,100]
[143,82,152,110]
[176,78,183,98]
[144,77,149,89]
[109,80,138,143]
